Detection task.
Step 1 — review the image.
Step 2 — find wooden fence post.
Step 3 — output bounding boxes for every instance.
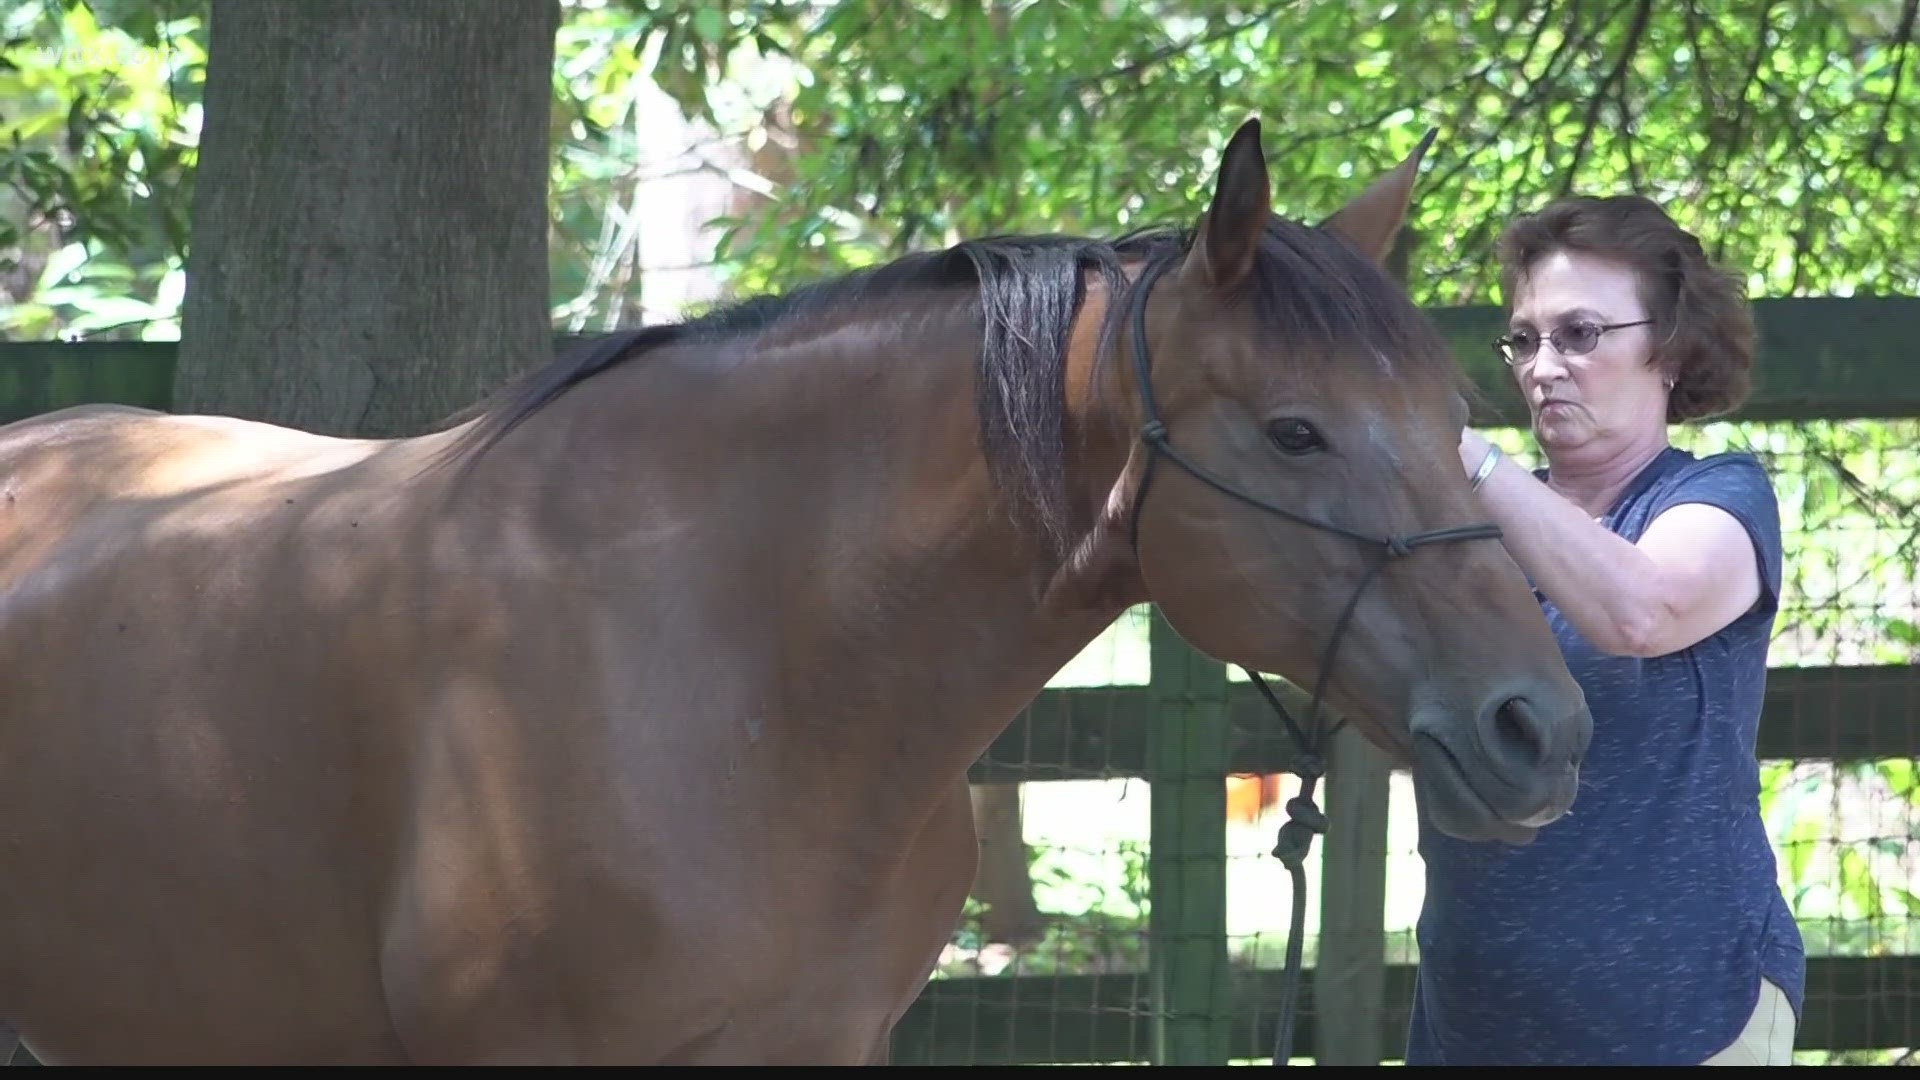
[1313,726,1392,1063]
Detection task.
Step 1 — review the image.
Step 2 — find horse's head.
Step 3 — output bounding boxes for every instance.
[1109,119,1591,845]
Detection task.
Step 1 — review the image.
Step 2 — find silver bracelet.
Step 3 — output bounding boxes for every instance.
[1469,443,1502,491]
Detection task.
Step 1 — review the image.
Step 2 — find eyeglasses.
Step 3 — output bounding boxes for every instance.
[1493,319,1653,368]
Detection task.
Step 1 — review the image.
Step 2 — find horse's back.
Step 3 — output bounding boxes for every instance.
[0,404,422,1063]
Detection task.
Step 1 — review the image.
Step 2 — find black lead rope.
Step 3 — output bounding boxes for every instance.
[1118,256,1505,1066]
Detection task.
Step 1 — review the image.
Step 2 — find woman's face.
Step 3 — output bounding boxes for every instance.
[1502,249,1670,459]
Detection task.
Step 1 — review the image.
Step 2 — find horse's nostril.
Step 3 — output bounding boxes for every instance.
[1486,695,1548,771]
[1495,699,1531,748]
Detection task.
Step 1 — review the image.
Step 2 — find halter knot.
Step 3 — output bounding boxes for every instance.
[1385,535,1414,558]
[1139,420,1168,445]
[1283,795,1327,833]
[1271,796,1328,867]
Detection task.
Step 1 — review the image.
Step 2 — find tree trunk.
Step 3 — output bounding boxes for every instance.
[175,0,559,437]
[970,782,1045,948]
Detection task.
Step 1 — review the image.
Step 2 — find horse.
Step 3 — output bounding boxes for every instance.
[0,117,1592,1065]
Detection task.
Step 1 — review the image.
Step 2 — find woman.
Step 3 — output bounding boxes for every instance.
[1406,194,1804,1066]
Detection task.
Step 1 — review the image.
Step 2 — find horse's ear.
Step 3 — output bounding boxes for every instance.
[1183,117,1271,292]
[1320,127,1437,266]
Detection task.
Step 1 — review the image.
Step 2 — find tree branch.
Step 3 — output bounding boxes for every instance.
[1428,0,1559,171]
[1710,0,1779,180]
[1560,0,1653,196]
[1680,0,1717,118]
[1615,59,1641,190]
[1050,2,1293,101]
[1424,0,1597,201]
[1865,0,1918,170]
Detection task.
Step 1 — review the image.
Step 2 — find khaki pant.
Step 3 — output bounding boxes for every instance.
[1701,979,1796,1065]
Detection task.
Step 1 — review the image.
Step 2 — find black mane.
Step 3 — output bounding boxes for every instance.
[440,217,1456,555]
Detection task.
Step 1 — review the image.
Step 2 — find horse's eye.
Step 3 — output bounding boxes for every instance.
[1267,417,1326,455]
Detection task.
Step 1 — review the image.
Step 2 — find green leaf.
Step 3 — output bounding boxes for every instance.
[36,242,89,290]
[1877,759,1917,803]
[691,7,725,44]
[1840,846,1886,920]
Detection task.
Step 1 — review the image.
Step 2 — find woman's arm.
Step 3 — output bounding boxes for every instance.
[1459,430,1765,658]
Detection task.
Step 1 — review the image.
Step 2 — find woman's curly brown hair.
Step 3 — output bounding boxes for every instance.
[1496,194,1756,423]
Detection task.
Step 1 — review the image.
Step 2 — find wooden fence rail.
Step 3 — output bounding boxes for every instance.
[969,661,1920,782]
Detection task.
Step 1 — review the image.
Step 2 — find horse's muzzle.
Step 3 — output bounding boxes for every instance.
[1408,695,1589,845]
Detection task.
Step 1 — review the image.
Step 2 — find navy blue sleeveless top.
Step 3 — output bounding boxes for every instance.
[1405,446,1805,1065]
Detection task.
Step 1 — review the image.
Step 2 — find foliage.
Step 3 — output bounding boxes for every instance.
[0,0,198,339]
[626,0,1920,309]
[12,1,1918,321]
[935,837,1151,978]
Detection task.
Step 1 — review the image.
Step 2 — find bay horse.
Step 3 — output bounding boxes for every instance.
[0,118,1591,1065]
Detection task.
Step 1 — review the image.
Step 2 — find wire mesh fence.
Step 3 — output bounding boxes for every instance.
[897,415,1920,1066]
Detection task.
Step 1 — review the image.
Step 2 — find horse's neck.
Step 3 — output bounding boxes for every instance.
[738,304,1132,752]
[514,296,1133,813]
